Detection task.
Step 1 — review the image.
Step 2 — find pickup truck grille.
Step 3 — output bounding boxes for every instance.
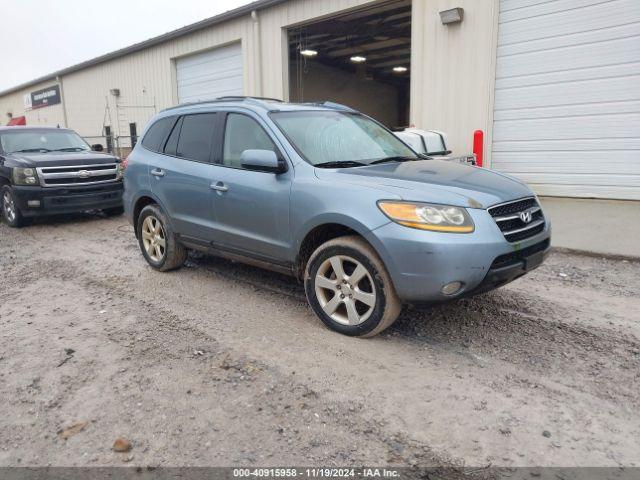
[488,197,545,243]
[36,164,118,187]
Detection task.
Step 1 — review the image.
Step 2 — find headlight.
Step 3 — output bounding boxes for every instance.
[378,201,475,233]
[12,167,39,186]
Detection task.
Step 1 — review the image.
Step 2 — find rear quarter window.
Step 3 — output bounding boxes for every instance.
[141,117,175,152]
[175,113,217,163]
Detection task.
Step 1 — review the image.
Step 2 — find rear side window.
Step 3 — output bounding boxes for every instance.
[141,117,174,152]
[176,113,217,162]
[163,117,183,157]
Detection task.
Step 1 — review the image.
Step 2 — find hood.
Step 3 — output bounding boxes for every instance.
[6,151,119,167]
[314,159,533,208]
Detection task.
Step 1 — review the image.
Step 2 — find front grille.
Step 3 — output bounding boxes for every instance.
[491,238,550,269]
[489,198,537,217]
[36,164,118,187]
[45,174,117,185]
[488,197,546,243]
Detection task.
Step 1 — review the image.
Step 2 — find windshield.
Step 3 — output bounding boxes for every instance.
[0,130,90,154]
[270,111,418,166]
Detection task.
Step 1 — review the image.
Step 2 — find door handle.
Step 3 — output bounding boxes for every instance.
[151,168,165,177]
[210,182,229,193]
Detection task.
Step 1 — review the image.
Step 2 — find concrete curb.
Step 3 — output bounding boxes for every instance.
[551,246,640,263]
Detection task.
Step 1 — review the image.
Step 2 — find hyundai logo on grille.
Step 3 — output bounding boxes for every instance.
[77,170,91,179]
[520,211,533,223]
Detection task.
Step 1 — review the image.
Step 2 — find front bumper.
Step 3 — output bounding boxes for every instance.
[12,182,123,217]
[364,208,551,302]
[463,238,550,298]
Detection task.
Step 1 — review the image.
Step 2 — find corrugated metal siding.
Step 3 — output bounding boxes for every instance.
[59,15,252,137]
[410,0,499,157]
[492,0,640,200]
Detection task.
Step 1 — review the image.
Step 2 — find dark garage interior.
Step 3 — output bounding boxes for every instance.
[288,0,411,128]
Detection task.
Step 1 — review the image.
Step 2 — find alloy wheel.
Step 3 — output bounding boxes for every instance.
[314,255,376,325]
[3,191,16,223]
[141,215,166,262]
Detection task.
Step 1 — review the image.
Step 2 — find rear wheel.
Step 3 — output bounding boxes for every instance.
[1,186,28,228]
[137,204,187,271]
[304,235,401,337]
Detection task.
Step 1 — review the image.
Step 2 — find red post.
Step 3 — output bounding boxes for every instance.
[473,130,484,167]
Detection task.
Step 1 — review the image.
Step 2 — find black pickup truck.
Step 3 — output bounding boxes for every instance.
[0,126,124,227]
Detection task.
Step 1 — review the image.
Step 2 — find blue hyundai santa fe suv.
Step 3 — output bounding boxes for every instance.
[124,97,551,337]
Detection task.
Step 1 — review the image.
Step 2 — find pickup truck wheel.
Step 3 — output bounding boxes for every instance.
[137,204,187,271]
[1,186,28,228]
[304,235,401,338]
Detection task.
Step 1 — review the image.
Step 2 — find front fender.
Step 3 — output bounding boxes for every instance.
[289,176,401,262]
[293,213,389,253]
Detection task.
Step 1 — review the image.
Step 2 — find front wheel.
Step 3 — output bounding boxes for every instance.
[304,235,401,337]
[1,186,29,228]
[137,204,187,271]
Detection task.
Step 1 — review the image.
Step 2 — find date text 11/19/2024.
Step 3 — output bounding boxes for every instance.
[233,468,400,478]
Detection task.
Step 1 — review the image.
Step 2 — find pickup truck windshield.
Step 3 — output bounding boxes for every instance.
[270,111,418,167]
[0,130,90,154]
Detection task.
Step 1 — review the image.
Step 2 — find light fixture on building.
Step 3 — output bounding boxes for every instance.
[300,49,318,57]
[350,55,367,64]
[109,88,121,97]
[392,66,408,73]
[439,7,464,25]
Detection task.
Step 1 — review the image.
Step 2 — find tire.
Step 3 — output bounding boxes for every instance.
[1,185,29,228]
[304,235,402,337]
[136,204,187,271]
[103,206,124,217]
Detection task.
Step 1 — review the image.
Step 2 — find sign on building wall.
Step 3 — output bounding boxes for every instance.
[25,85,61,110]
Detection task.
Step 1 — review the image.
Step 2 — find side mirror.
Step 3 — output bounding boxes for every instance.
[91,143,104,152]
[240,149,285,173]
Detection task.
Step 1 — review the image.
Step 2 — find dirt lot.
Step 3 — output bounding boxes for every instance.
[1,213,639,468]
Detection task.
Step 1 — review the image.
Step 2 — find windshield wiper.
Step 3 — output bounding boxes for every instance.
[12,148,52,153]
[314,160,367,168]
[53,147,88,152]
[369,156,419,165]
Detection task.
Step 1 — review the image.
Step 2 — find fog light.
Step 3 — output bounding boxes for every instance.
[441,281,463,296]
[27,200,41,208]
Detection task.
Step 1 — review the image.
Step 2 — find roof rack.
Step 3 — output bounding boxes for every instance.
[216,96,283,103]
[297,101,356,112]
[161,96,283,112]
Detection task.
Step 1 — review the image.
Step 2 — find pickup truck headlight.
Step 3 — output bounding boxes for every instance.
[116,162,124,180]
[12,167,39,186]
[378,201,475,233]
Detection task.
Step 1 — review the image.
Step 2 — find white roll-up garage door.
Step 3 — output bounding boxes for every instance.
[492,0,640,200]
[176,43,243,104]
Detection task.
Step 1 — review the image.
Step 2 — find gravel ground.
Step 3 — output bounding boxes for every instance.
[0,213,639,468]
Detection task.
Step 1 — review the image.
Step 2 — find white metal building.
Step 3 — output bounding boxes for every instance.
[1,0,638,200]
